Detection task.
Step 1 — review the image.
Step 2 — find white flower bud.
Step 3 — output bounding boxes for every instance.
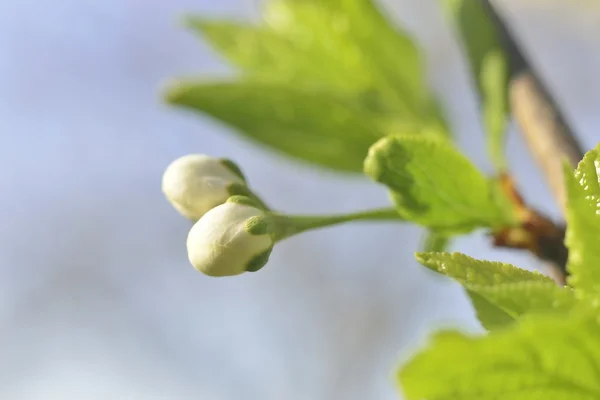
[162,154,246,221]
[187,201,274,277]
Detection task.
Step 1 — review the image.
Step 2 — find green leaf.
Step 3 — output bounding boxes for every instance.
[472,281,578,318]
[188,19,374,95]
[364,135,516,232]
[416,252,576,330]
[174,0,447,173]
[191,0,433,116]
[565,143,600,294]
[442,0,509,171]
[466,289,514,331]
[416,252,553,286]
[399,308,600,400]
[165,80,426,172]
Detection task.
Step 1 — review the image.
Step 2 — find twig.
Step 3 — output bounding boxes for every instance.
[493,175,568,284]
[481,0,585,284]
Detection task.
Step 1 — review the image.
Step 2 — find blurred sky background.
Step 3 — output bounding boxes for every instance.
[0,0,599,399]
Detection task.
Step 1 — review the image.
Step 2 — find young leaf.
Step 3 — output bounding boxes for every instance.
[565,143,600,294]
[399,308,600,400]
[192,0,434,116]
[364,136,516,232]
[471,281,578,319]
[416,252,553,286]
[173,0,446,173]
[187,19,375,95]
[466,289,514,331]
[263,0,440,118]
[417,252,575,329]
[166,80,391,172]
[442,0,509,171]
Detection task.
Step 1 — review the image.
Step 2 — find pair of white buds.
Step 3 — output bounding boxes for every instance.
[162,154,274,277]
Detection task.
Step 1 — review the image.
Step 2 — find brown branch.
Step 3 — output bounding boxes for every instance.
[493,175,568,284]
[510,77,583,215]
[481,1,585,284]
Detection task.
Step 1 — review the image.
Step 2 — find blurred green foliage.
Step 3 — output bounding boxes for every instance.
[166,0,445,173]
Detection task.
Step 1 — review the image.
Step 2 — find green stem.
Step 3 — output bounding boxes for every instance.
[271,207,403,241]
